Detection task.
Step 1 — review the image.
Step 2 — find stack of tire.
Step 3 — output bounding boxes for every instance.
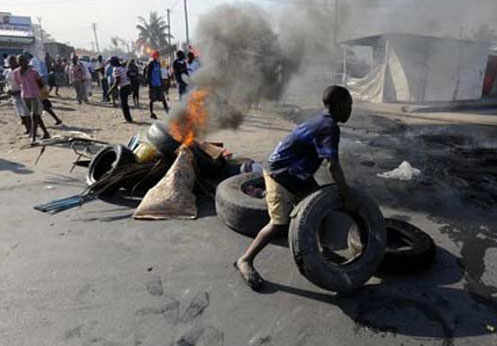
[216,173,436,293]
[86,123,179,195]
[86,144,137,195]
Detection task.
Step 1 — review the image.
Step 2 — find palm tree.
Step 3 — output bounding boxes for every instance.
[136,11,173,51]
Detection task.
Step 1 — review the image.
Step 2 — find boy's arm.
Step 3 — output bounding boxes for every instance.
[329,159,358,212]
[329,159,348,197]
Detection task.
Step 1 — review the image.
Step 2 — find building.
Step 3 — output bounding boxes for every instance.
[342,33,493,104]
[44,41,74,60]
[0,12,36,62]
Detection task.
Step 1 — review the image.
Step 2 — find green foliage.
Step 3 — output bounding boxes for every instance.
[136,11,174,51]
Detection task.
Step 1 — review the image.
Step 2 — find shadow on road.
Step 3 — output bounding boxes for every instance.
[262,247,495,342]
[0,158,33,175]
[53,106,76,112]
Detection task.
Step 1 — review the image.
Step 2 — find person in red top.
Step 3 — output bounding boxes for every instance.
[14,54,50,144]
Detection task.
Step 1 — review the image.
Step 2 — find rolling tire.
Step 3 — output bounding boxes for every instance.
[348,219,436,274]
[289,185,386,293]
[215,173,270,237]
[86,145,136,193]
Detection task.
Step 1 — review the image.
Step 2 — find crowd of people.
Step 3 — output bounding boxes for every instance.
[2,48,201,143]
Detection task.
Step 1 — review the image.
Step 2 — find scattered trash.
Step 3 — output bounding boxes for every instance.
[240,159,264,174]
[377,161,421,181]
[34,161,161,214]
[45,185,55,190]
[486,324,496,333]
[134,142,160,163]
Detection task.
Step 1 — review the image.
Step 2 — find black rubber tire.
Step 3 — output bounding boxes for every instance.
[215,173,270,237]
[87,145,136,192]
[348,219,436,274]
[289,185,386,293]
[146,122,181,157]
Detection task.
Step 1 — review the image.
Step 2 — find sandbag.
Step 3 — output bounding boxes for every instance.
[134,147,197,220]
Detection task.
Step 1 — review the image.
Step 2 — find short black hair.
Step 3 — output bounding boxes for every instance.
[322,85,352,108]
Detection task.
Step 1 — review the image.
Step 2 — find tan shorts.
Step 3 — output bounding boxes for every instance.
[263,171,297,226]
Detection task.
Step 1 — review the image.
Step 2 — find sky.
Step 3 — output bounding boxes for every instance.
[2,0,496,51]
[1,0,279,50]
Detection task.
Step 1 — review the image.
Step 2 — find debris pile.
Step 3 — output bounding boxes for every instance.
[33,91,261,218]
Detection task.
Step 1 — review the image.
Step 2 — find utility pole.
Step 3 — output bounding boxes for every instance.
[167,8,173,62]
[92,23,100,53]
[184,0,190,47]
[334,0,339,47]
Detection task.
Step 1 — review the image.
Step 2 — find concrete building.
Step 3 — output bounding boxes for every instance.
[44,42,74,60]
[0,12,36,62]
[342,33,493,104]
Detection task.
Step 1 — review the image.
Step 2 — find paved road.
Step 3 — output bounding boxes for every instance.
[1,109,496,346]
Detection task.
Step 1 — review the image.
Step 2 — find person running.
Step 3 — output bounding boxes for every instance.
[108,57,133,123]
[95,55,110,102]
[4,55,31,133]
[106,61,118,107]
[127,59,140,108]
[40,86,62,125]
[14,54,50,144]
[235,86,358,291]
[69,54,89,104]
[173,50,188,100]
[147,51,169,119]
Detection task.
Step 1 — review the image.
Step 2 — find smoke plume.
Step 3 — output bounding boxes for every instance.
[169,0,497,138]
[172,3,299,135]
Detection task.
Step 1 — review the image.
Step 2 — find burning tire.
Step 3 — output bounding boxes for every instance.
[87,145,136,193]
[215,173,270,237]
[289,185,386,293]
[348,219,436,274]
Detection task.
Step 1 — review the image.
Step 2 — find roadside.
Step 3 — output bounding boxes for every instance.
[1,86,497,345]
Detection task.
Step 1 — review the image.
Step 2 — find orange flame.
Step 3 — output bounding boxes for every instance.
[169,89,209,147]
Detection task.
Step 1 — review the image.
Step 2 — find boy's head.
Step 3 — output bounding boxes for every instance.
[322,85,353,123]
[176,50,185,59]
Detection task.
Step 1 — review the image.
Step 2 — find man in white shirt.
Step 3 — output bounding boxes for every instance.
[4,55,30,133]
[109,56,133,122]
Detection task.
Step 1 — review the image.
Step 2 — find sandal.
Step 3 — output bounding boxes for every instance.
[234,261,265,291]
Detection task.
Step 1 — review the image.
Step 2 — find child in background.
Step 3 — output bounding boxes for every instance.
[40,86,63,125]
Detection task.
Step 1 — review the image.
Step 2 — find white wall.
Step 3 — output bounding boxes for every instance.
[386,35,489,102]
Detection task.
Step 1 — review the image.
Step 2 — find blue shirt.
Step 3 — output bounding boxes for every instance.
[267,110,340,180]
[150,61,162,87]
